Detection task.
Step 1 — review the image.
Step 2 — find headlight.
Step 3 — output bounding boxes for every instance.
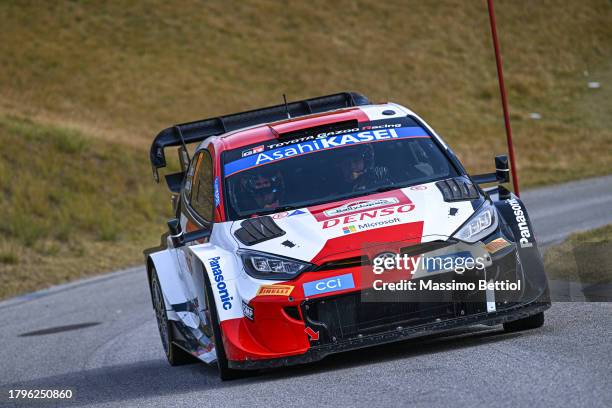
[238,250,313,280]
[452,201,498,243]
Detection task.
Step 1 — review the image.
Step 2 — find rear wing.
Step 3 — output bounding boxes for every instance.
[149,91,370,182]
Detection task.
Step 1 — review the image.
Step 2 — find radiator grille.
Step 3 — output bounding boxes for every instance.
[302,274,487,343]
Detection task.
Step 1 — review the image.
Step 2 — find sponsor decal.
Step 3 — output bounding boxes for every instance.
[359,123,402,131]
[288,209,306,216]
[213,177,220,207]
[507,199,534,248]
[266,123,403,150]
[267,134,332,150]
[241,145,264,157]
[208,257,233,310]
[485,238,512,254]
[303,273,355,297]
[324,198,399,217]
[322,205,413,229]
[312,190,412,222]
[410,185,427,190]
[271,211,289,219]
[357,217,401,230]
[308,191,416,235]
[256,284,295,297]
[342,225,357,234]
[241,300,254,320]
[224,126,429,176]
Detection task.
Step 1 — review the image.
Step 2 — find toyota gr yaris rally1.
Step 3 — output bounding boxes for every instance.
[144,92,550,380]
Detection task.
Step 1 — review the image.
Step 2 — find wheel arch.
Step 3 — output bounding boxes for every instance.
[146,255,155,299]
[145,248,190,317]
[188,244,245,322]
[493,193,537,250]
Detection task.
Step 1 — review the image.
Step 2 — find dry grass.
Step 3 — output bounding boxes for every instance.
[0,116,169,298]
[544,225,612,285]
[0,1,611,299]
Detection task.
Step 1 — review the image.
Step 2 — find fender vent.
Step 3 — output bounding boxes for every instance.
[436,177,479,202]
[284,306,302,321]
[234,216,286,246]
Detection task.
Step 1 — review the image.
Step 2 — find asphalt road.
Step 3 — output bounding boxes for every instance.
[1,175,611,408]
[520,175,612,247]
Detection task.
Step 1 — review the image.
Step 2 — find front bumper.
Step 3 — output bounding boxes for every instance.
[226,235,550,369]
[230,292,550,369]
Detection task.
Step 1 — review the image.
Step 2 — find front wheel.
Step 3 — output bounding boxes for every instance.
[503,312,545,332]
[203,274,248,380]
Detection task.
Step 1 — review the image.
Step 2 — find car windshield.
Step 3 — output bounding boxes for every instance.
[222,117,458,219]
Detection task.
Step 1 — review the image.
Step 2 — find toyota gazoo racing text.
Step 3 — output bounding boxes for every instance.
[144,92,550,380]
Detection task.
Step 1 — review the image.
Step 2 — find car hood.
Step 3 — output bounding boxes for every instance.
[229,181,482,264]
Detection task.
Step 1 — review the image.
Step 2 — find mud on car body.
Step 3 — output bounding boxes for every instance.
[144,92,550,380]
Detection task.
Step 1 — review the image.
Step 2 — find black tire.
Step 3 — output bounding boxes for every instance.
[203,273,247,380]
[151,268,195,366]
[503,312,545,332]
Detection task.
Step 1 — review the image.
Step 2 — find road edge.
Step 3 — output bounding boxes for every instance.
[0,265,145,310]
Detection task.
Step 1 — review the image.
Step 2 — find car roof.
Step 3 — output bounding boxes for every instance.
[203,103,422,154]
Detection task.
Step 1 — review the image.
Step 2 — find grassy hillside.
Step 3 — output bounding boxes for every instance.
[1,0,611,183]
[0,116,168,298]
[0,0,611,298]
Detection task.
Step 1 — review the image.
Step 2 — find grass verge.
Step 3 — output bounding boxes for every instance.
[544,225,612,285]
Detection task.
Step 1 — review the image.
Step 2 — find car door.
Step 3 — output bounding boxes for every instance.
[177,149,216,324]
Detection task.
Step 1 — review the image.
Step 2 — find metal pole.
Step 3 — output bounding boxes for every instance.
[487,0,520,196]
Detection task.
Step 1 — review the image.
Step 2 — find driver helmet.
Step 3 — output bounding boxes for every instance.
[340,143,375,181]
[242,170,284,208]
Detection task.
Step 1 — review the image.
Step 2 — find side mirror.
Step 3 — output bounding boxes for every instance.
[472,154,510,185]
[495,155,509,183]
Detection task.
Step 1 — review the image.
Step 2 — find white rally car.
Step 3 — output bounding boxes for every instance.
[145,92,550,380]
